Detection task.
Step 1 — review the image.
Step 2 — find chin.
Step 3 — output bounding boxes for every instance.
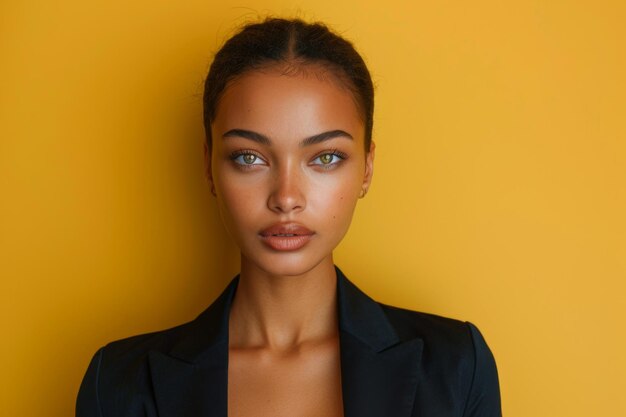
[243,250,333,278]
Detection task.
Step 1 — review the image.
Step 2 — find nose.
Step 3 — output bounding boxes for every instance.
[267,163,306,214]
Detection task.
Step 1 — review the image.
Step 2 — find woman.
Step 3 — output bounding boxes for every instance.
[76,18,501,417]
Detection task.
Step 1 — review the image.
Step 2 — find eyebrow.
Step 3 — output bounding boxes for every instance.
[222,129,353,146]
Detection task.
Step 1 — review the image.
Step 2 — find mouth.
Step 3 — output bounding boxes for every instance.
[258,223,315,251]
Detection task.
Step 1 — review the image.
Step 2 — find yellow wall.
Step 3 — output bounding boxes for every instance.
[1,1,624,415]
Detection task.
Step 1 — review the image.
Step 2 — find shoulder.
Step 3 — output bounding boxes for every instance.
[378,301,497,374]
[100,318,202,382]
[379,302,502,416]
[379,303,496,360]
[379,302,474,347]
[76,322,193,417]
[379,302,477,374]
[99,320,191,364]
[77,278,237,416]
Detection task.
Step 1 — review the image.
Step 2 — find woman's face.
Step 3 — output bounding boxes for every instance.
[206,65,374,277]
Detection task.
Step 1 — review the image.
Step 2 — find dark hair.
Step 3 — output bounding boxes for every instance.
[203,17,374,151]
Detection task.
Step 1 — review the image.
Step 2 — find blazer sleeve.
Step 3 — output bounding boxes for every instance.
[76,347,105,417]
[462,322,502,417]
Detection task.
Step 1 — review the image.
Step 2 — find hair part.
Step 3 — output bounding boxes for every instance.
[203,17,374,151]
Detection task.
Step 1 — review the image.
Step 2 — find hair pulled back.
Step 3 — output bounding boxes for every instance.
[203,18,374,150]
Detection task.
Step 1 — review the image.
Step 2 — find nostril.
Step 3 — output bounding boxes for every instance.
[268,192,305,213]
[267,172,306,213]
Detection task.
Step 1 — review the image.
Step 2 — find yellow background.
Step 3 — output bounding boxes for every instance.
[1,1,625,415]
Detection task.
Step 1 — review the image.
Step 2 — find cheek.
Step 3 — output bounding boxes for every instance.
[311,175,360,231]
[215,154,264,197]
[215,173,263,231]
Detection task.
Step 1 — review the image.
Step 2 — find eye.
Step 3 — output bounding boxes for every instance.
[230,151,266,166]
[311,151,346,167]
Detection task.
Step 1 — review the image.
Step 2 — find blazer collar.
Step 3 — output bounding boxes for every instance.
[148,266,423,417]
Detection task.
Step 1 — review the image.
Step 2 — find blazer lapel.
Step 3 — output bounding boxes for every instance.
[336,267,423,417]
[148,276,239,417]
[148,343,227,417]
[147,268,423,417]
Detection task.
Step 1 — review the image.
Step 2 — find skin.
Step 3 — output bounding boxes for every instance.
[203,63,375,417]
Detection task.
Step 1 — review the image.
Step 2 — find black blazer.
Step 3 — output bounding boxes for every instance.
[76,267,502,417]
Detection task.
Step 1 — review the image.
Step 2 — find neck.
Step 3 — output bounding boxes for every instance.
[228,256,339,351]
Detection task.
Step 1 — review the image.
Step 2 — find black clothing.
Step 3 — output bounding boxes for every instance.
[76,266,502,417]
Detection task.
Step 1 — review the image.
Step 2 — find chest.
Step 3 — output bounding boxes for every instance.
[227,341,344,417]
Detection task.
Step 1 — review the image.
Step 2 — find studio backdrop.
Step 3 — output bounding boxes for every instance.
[1,1,625,416]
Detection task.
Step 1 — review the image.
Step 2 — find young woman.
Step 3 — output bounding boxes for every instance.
[77,18,502,417]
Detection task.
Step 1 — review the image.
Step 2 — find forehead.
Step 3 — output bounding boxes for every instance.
[212,67,364,144]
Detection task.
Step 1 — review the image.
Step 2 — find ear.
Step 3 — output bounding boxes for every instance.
[362,140,376,191]
[203,141,216,196]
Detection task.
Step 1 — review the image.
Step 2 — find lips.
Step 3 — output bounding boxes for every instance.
[259,223,315,251]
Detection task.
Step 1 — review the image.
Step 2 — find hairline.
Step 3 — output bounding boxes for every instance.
[209,60,369,140]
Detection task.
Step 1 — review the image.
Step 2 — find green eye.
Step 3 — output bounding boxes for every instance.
[312,152,344,166]
[231,152,265,166]
[319,154,333,164]
[243,154,257,164]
